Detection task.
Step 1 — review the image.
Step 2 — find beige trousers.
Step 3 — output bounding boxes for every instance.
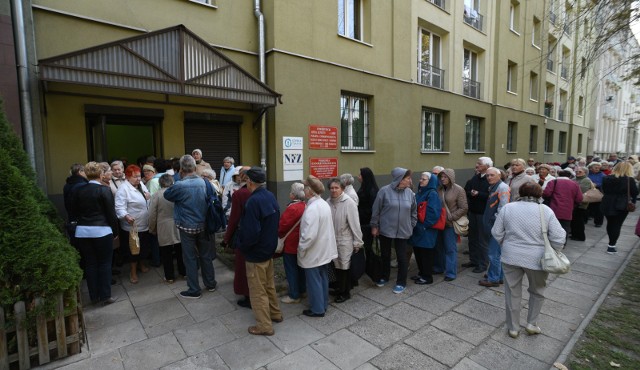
[246,259,282,331]
[502,263,549,331]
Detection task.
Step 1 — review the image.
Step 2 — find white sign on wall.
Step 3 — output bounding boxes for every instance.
[283,136,304,181]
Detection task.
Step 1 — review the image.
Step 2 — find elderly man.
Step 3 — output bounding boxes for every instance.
[463,157,493,274]
[109,160,126,196]
[164,155,217,299]
[236,167,282,336]
[479,167,510,287]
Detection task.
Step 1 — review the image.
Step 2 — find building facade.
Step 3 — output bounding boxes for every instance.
[4,0,603,209]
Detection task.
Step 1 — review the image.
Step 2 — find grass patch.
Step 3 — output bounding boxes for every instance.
[568,247,640,369]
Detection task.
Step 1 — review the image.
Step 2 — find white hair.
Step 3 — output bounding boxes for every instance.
[478,157,494,167]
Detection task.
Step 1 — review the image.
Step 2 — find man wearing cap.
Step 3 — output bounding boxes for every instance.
[236,167,282,335]
[142,164,156,185]
[192,149,212,176]
[221,166,252,308]
[163,155,217,299]
[560,156,576,169]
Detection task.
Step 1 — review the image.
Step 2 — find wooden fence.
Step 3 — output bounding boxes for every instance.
[0,292,83,370]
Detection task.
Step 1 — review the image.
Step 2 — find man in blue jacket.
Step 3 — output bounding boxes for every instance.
[237,167,282,336]
[164,155,217,299]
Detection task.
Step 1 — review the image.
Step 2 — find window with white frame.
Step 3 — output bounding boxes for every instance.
[419,29,442,88]
[509,1,520,32]
[340,93,370,150]
[544,129,554,153]
[465,116,481,152]
[463,48,480,98]
[507,61,518,93]
[558,131,567,153]
[529,125,538,153]
[532,17,541,47]
[530,72,539,101]
[421,108,444,151]
[578,96,584,116]
[338,0,363,40]
[190,0,214,5]
[507,121,517,152]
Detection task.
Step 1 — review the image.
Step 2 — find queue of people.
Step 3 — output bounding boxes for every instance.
[63,152,638,340]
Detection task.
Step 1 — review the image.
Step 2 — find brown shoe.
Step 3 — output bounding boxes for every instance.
[248,326,274,336]
[478,280,500,287]
[271,317,284,323]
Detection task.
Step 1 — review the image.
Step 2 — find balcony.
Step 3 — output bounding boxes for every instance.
[549,11,557,25]
[419,63,445,89]
[547,59,554,72]
[462,77,481,99]
[463,9,484,32]
[428,0,445,10]
[544,106,554,118]
[560,66,568,79]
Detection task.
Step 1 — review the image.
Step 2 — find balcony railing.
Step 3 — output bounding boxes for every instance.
[560,66,568,79]
[463,10,484,32]
[558,108,565,121]
[547,59,554,72]
[549,11,557,25]
[462,77,481,99]
[428,0,445,10]
[544,106,553,118]
[419,62,445,89]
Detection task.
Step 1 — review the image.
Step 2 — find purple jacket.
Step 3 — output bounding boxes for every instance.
[542,178,583,221]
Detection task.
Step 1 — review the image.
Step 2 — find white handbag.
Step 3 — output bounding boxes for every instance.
[539,205,570,274]
[275,218,301,254]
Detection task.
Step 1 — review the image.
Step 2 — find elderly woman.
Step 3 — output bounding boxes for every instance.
[371,167,417,293]
[72,162,119,305]
[409,172,441,285]
[570,167,593,241]
[298,176,338,317]
[98,162,112,188]
[532,164,555,190]
[278,183,307,304]
[327,178,363,302]
[587,161,605,227]
[110,160,126,196]
[507,158,535,201]
[192,149,212,176]
[202,169,223,198]
[115,165,152,284]
[149,174,185,283]
[219,156,236,187]
[436,169,468,280]
[601,162,639,254]
[492,182,566,338]
[340,173,359,205]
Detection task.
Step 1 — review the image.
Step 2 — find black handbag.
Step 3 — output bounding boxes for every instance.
[350,249,366,281]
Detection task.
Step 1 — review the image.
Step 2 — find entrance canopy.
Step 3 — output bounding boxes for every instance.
[39,25,281,109]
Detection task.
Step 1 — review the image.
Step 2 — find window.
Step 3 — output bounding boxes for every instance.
[532,17,541,47]
[463,48,480,98]
[338,0,363,40]
[421,108,444,151]
[530,72,539,101]
[507,122,517,152]
[510,1,520,33]
[419,29,443,88]
[558,131,567,153]
[561,48,570,79]
[427,0,445,10]
[547,37,557,72]
[464,0,483,31]
[340,93,370,150]
[577,133,583,153]
[191,0,214,5]
[578,96,584,116]
[544,129,554,153]
[529,125,538,153]
[580,57,587,79]
[507,61,518,93]
[465,116,481,151]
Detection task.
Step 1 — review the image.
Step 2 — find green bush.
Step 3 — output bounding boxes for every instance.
[0,100,82,324]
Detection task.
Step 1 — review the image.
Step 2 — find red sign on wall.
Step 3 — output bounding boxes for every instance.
[309,125,338,149]
[309,157,338,179]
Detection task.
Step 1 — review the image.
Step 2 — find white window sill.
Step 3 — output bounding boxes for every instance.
[544,152,554,155]
[532,43,541,51]
[465,151,485,154]
[341,149,376,153]
[529,152,538,154]
[510,28,520,36]
[530,98,539,103]
[188,0,217,9]
[337,34,373,48]
[507,151,518,154]
[507,90,518,96]
[421,151,450,154]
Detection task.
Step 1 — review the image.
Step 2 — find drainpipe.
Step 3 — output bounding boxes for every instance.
[254,0,267,171]
[10,0,36,169]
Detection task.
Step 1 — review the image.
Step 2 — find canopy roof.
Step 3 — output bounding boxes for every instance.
[39,25,280,109]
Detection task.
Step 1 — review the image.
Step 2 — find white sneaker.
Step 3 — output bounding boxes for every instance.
[508,330,519,338]
[525,323,542,335]
[280,296,301,304]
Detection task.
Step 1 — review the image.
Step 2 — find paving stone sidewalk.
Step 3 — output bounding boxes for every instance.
[41,213,640,370]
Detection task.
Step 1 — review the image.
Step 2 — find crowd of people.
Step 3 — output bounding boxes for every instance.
[63,150,638,338]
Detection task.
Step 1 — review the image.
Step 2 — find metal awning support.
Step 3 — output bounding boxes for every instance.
[39,25,281,110]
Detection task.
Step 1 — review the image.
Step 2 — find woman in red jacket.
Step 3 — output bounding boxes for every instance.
[279,183,307,303]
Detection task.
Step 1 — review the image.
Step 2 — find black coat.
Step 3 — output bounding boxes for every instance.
[601,175,638,216]
[72,183,119,236]
[464,173,490,214]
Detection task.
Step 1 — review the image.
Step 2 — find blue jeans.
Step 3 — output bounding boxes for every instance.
[78,234,113,302]
[486,237,504,283]
[283,253,306,299]
[441,227,458,279]
[179,229,217,294]
[304,265,328,314]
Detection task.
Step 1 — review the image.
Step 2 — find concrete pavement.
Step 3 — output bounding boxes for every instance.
[42,213,640,370]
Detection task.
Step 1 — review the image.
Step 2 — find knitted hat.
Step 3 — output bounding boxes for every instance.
[192,149,202,156]
[142,164,156,173]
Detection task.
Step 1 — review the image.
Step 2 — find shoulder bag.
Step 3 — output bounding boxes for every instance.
[627,177,636,212]
[539,205,570,274]
[275,218,302,254]
[582,181,603,203]
[443,197,469,236]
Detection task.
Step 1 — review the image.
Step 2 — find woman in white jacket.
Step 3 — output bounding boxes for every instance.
[298,175,338,317]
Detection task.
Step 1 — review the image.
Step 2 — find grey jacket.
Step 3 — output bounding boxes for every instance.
[370,167,417,239]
